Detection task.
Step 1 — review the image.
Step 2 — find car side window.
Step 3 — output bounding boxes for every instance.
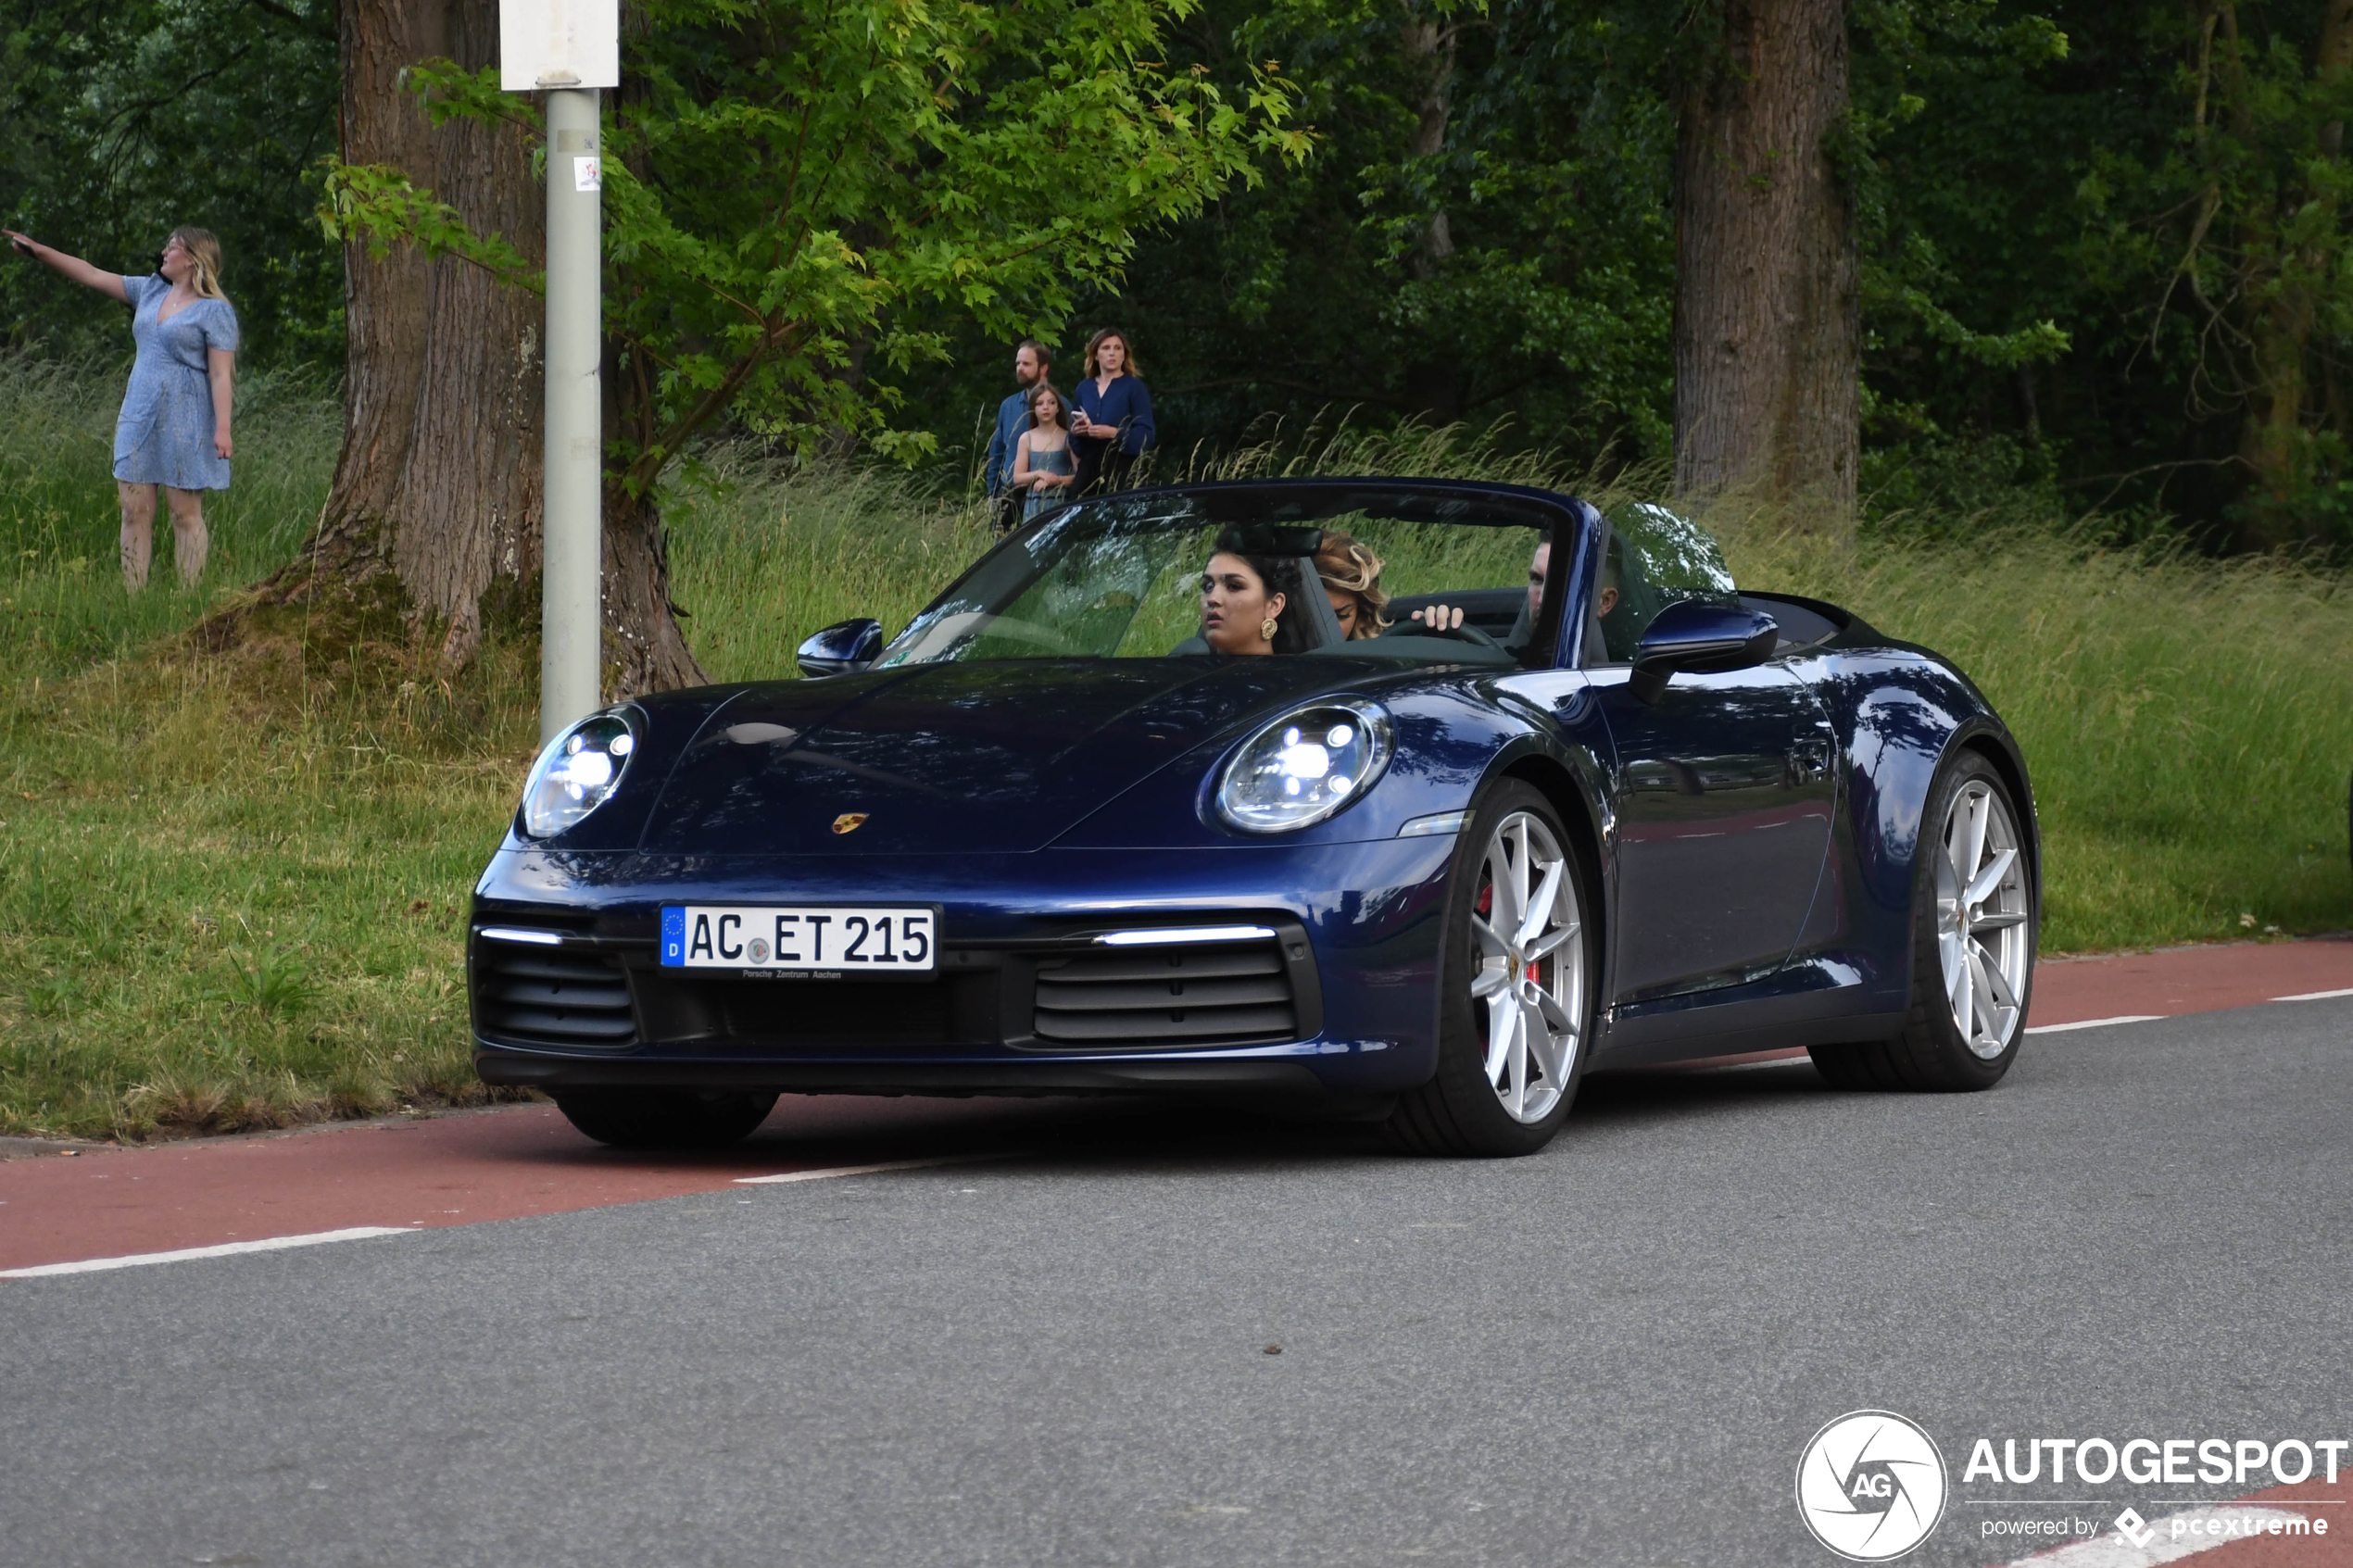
[1592,503,1743,663]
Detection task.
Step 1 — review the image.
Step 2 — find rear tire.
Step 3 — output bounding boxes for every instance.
[1810,750,2035,1091]
[552,1087,779,1149]
[1387,780,1598,1157]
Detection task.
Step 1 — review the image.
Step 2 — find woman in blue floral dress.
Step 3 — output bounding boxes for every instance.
[6,226,239,588]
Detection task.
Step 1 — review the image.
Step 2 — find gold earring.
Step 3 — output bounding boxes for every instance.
[1259,616,1279,642]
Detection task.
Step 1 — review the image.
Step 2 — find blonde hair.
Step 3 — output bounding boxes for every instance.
[168,226,227,301]
[1315,529,1390,636]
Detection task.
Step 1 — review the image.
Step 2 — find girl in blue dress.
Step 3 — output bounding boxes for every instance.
[1009,383,1077,521]
[6,226,239,589]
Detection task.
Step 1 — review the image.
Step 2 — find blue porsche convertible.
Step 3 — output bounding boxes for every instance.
[469,480,2038,1156]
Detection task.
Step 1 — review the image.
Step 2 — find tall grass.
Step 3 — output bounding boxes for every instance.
[0,356,339,672]
[0,355,535,1138]
[0,364,2345,1138]
[1728,523,2353,947]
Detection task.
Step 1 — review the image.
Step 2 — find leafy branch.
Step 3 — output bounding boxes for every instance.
[323,0,1306,505]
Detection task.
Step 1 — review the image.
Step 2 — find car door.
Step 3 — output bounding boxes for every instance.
[1588,662,1837,1002]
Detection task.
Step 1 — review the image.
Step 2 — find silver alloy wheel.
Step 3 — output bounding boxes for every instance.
[1935,778,2032,1059]
[1467,809,1585,1123]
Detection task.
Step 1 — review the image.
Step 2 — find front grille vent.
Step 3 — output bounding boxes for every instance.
[1033,940,1295,1046]
[474,942,636,1048]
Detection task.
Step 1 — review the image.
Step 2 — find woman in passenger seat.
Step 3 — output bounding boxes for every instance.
[1314,531,1390,639]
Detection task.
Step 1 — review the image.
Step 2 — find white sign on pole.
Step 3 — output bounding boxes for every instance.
[501,0,620,91]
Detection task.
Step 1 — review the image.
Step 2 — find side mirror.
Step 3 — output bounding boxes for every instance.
[1628,600,1779,703]
[796,618,884,678]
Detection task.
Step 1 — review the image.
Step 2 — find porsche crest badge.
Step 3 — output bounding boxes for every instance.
[830,812,869,834]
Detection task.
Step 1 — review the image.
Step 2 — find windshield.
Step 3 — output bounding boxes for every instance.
[875,485,1572,670]
[1592,502,1742,662]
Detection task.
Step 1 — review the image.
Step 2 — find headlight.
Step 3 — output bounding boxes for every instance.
[520,710,638,837]
[1214,698,1393,834]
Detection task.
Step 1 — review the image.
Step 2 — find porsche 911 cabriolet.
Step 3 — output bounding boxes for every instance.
[469,480,2038,1156]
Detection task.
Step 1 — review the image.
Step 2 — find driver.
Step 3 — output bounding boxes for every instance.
[1408,539,1613,648]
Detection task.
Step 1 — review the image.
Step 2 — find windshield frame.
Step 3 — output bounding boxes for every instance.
[881,478,1601,671]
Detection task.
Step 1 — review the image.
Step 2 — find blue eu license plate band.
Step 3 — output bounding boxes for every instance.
[659,905,937,972]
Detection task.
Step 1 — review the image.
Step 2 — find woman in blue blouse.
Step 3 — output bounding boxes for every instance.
[6,226,239,589]
[1070,327,1155,495]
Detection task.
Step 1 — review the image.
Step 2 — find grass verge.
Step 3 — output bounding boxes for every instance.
[0,371,2346,1138]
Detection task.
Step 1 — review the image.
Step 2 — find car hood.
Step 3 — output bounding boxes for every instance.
[637,659,1377,855]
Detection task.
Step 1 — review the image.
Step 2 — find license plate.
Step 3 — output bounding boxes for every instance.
[660,905,937,973]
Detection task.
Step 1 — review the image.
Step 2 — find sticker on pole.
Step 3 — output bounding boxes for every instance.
[573,157,601,193]
[501,0,620,91]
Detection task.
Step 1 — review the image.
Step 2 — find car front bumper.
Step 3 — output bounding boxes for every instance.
[469,839,1456,1099]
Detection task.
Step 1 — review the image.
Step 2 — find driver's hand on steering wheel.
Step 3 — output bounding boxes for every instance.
[1411,604,1468,632]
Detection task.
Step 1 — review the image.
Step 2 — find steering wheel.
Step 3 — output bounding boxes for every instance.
[1385,611,1501,648]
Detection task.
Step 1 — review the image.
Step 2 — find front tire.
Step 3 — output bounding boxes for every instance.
[1387,781,1597,1157]
[552,1087,779,1149]
[1811,750,2035,1090]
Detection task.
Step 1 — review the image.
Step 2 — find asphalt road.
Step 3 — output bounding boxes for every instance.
[3,999,2348,1568]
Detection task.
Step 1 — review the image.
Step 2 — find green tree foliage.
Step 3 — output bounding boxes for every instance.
[1848,1,2353,549]
[917,1,2077,489]
[328,0,1305,498]
[0,0,340,367]
[2078,1,2353,547]
[20,0,2353,550]
[908,0,1682,469]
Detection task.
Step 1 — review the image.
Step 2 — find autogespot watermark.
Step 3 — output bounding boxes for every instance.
[1795,1412,2346,1561]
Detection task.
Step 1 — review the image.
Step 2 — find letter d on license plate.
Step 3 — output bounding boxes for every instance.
[660,905,937,972]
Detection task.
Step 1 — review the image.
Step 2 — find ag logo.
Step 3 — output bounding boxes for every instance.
[1795,1410,1947,1562]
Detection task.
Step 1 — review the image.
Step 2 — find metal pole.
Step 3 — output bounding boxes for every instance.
[540,86,603,743]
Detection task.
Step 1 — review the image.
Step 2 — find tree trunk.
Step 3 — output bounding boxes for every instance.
[268,0,705,696]
[282,0,541,668]
[1672,0,1858,518]
[604,488,706,696]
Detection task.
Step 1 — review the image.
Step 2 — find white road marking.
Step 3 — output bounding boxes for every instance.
[1,1225,415,1280]
[2026,1015,2166,1034]
[734,1152,1025,1185]
[2271,986,2353,1001]
[1997,1505,2311,1565]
